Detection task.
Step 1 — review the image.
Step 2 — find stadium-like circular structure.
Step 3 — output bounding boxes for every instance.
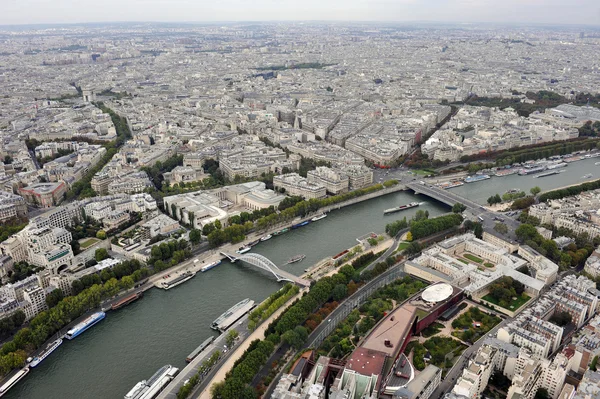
[421,283,453,303]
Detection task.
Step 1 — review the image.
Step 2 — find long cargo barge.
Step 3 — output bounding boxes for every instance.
[518,166,545,175]
[112,292,143,310]
[0,367,29,398]
[161,271,195,290]
[186,336,215,363]
[65,311,106,340]
[332,249,349,260]
[211,298,255,332]
[291,220,310,229]
[383,202,419,215]
[437,181,464,189]
[534,170,563,179]
[124,365,179,399]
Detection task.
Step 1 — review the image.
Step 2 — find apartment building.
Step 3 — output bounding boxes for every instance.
[107,171,154,194]
[334,164,373,190]
[273,173,327,199]
[573,369,600,399]
[91,172,112,195]
[22,285,48,320]
[507,349,544,399]
[18,181,67,208]
[0,236,28,263]
[451,345,498,399]
[393,365,441,399]
[28,243,74,273]
[307,166,349,195]
[0,192,27,222]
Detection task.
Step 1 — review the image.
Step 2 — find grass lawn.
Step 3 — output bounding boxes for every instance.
[412,169,436,176]
[80,238,100,249]
[421,322,444,338]
[484,262,494,268]
[482,293,531,311]
[458,258,469,264]
[397,242,410,251]
[464,253,483,263]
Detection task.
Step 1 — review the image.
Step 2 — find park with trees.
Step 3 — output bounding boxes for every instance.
[482,276,530,311]
[409,213,463,239]
[404,336,467,371]
[147,239,192,272]
[248,284,299,331]
[386,211,463,242]
[451,307,501,343]
[0,219,28,245]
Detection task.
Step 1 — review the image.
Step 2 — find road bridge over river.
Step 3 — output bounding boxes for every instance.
[406,182,521,235]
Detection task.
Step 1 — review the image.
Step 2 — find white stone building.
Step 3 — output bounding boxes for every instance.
[273,173,327,199]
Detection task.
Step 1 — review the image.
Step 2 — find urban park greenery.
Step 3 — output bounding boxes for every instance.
[482,276,530,311]
[451,307,501,343]
[0,219,28,244]
[248,284,300,331]
[539,178,600,202]
[318,276,427,359]
[409,214,463,240]
[404,336,467,371]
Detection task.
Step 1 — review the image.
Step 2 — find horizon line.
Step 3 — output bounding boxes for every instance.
[0,19,599,29]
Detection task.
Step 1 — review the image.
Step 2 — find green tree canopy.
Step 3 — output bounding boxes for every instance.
[189,229,201,245]
[452,203,467,214]
[45,289,64,308]
[494,223,509,235]
[94,248,109,262]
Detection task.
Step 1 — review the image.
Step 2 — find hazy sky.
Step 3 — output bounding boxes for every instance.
[2,0,600,26]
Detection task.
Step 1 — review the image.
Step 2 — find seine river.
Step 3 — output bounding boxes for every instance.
[7,157,595,399]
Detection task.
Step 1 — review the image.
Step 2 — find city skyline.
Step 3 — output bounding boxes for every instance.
[1,0,600,26]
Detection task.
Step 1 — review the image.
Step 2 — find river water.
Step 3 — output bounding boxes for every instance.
[8,158,596,398]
